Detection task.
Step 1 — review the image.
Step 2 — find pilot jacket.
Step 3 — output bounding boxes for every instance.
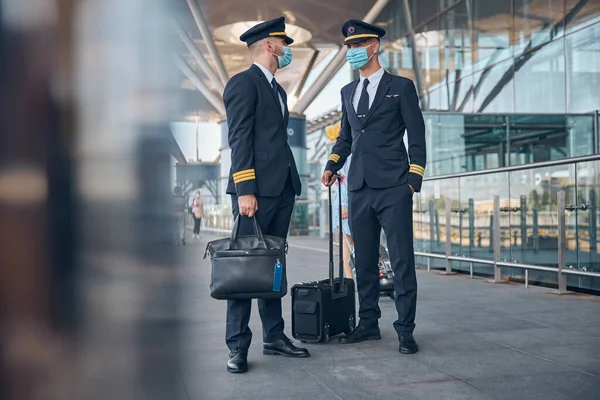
[324,71,426,335]
[325,71,426,192]
[224,64,302,198]
[222,63,302,349]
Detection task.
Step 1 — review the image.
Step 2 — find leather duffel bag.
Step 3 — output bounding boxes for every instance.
[204,216,288,300]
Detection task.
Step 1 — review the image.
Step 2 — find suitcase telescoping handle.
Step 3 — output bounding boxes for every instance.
[328,184,334,288]
[327,176,346,292]
[337,176,345,291]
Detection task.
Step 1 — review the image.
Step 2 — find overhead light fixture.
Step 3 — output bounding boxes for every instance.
[214,21,312,46]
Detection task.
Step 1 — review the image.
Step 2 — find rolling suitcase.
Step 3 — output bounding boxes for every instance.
[291,177,356,343]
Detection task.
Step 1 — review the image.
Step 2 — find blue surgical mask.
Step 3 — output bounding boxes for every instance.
[346,43,375,69]
[271,42,293,69]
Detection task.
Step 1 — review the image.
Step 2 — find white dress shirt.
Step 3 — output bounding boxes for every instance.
[253,62,285,116]
[352,67,385,112]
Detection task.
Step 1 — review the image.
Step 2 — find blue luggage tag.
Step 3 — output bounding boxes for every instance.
[273,259,283,292]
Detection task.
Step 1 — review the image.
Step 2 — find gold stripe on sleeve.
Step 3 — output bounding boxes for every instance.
[329,154,340,163]
[232,169,256,184]
[409,164,425,177]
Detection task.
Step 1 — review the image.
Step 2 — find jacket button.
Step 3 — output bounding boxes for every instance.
[361,129,365,133]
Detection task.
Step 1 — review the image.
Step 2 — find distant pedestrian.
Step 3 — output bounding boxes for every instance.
[191,190,204,239]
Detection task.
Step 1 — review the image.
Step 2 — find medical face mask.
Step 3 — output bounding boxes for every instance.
[346,43,376,69]
[270,42,293,69]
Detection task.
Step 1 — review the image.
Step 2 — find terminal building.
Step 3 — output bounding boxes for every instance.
[172,0,600,292]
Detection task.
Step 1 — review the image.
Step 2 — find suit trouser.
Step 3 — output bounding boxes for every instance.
[226,176,296,350]
[348,181,417,334]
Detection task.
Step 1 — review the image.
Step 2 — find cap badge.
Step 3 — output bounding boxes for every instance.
[348,26,355,34]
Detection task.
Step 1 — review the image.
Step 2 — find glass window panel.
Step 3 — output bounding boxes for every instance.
[514,0,566,53]
[567,115,596,156]
[457,172,510,275]
[418,178,460,270]
[463,114,509,169]
[439,0,474,75]
[472,0,513,70]
[457,74,475,113]
[507,114,595,167]
[473,58,515,113]
[566,22,600,113]
[426,114,468,176]
[575,160,600,291]
[506,165,575,286]
[426,113,510,176]
[426,85,442,111]
[565,0,600,33]
[415,17,441,96]
[435,74,473,112]
[514,39,566,113]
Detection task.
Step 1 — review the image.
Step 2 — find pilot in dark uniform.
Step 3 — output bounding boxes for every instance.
[321,20,426,354]
[222,17,309,374]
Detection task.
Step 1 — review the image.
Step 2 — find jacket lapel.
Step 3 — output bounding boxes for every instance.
[346,80,360,123]
[362,72,391,126]
[251,64,284,124]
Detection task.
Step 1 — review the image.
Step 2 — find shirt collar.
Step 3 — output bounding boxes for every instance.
[254,62,275,84]
[359,68,385,86]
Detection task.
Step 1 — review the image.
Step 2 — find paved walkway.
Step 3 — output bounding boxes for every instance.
[178,233,600,400]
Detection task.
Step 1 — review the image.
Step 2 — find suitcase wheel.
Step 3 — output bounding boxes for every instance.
[346,315,355,334]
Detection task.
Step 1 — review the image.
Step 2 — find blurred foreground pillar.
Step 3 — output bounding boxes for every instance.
[0,0,183,399]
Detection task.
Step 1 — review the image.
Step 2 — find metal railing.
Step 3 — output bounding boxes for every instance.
[415,190,600,293]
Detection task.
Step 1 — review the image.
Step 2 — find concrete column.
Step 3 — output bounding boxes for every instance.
[288,114,308,235]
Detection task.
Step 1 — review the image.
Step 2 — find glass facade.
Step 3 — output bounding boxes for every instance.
[379,0,600,114]
[413,158,600,291]
[425,112,597,176]
[203,0,600,292]
[335,0,600,291]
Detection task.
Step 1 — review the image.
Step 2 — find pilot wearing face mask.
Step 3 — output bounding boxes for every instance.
[321,19,426,356]
[221,16,307,374]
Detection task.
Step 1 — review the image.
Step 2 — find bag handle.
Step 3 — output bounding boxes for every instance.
[230,215,267,249]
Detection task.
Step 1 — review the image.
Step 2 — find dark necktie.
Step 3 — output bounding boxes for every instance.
[357,78,370,119]
[271,77,281,112]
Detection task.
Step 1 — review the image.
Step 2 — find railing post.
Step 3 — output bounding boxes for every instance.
[490,195,505,283]
[442,197,455,275]
[468,198,475,249]
[557,190,568,293]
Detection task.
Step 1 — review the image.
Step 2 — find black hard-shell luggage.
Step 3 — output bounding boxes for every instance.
[291,177,356,343]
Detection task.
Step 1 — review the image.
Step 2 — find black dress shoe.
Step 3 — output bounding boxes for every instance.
[398,332,419,354]
[338,324,381,344]
[263,337,310,358]
[227,348,248,373]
